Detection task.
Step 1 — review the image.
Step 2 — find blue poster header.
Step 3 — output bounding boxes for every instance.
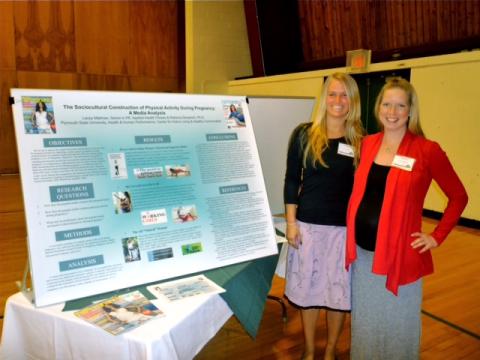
[49,183,94,202]
[135,135,171,144]
[219,184,249,194]
[206,133,238,141]
[44,137,87,147]
[59,255,104,272]
[55,226,100,241]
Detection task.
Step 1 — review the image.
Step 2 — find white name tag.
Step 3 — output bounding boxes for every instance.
[392,155,416,171]
[337,142,354,158]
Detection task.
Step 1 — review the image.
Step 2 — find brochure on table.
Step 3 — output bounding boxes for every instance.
[11,89,277,307]
[147,274,225,304]
[74,290,164,336]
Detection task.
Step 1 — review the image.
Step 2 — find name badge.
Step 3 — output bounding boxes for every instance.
[392,155,416,171]
[337,143,354,158]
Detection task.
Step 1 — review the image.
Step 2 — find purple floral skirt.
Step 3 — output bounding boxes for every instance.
[284,221,351,311]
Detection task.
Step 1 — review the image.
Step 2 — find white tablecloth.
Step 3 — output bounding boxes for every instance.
[0,292,232,360]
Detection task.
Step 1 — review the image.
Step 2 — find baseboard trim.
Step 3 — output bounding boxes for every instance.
[423,209,480,230]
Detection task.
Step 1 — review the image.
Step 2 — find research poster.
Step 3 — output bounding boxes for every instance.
[10,89,278,307]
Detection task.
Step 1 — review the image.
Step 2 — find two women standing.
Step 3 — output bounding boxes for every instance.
[284,74,467,359]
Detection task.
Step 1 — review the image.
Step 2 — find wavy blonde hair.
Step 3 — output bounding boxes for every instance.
[374,77,425,136]
[303,72,364,167]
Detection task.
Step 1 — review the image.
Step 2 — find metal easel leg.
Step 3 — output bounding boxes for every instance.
[15,249,34,304]
[267,294,288,322]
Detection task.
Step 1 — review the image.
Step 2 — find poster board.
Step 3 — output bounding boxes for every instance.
[247,97,316,215]
[10,89,277,307]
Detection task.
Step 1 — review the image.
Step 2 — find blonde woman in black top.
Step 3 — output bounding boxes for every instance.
[284,73,363,360]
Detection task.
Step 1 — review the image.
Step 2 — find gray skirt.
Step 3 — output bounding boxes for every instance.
[351,246,422,360]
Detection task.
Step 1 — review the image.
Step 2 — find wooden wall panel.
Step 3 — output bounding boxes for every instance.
[298,1,312,61]
[298,0,480,63]
[128,1,179,78]
[328,2,340,58]
[350,1,367,52]
[16,71,78,89]
[128,77,181,93]
[424,0,437,44]
[0,0,184,173]
[77,74,181,94]
[0,71,19,174]
[77,73,133,91]
[13,0,76,72]
[0,175,23,213]
[473,0,480,35]
[414,0,425,45]
[74,1,130,75]
[0,1,16,70]
[406,1,416,45]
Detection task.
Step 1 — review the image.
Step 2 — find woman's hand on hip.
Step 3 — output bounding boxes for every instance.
[286,223,302,249]
[410,232,438,253]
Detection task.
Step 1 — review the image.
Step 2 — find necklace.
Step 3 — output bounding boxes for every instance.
[382,142,399,154]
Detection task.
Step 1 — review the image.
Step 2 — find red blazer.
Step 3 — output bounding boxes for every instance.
[346,131,468,295]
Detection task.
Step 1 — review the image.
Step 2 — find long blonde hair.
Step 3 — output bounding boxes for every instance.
[303,72,364,167]
[374,77,425,136]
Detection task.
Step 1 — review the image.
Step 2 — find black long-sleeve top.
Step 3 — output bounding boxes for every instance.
[283,123,355,226]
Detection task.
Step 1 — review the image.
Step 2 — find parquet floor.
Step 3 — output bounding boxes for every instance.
[0,175,479,359]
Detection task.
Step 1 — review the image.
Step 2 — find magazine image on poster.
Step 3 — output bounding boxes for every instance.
[10,89,277,306]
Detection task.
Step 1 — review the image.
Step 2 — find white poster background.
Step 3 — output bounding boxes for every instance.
[11,89,277,306]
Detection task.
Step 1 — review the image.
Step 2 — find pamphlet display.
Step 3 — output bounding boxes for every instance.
[10,89,277,307]
[74,290,164,335]
[147,274,225,303]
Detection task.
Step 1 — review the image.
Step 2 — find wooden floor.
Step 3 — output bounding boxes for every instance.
[196,219,480,359]
[1,174,479,359]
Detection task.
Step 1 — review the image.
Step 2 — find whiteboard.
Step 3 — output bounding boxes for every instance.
[247,96,316,215]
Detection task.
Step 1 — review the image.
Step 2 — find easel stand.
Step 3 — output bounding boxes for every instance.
[16,245,35,304]
[267,294,287,322]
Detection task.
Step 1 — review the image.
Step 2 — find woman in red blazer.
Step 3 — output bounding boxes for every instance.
[345,77,468,360]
